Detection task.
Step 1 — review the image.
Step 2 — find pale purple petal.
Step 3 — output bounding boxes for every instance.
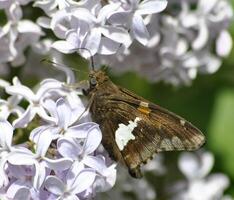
[45,176,65,195]
[137,0,168,15]
[17,20,43,35]
[7,149,36,165]
[192,20,209,50]
[70,169,96,194]
[6,85,36,102]
[83,155,105,172]
[107,11,132,27]
[84,28,101,57]
[33,162,46,189]
[101,26,131,46]
[216,30,232,57]
[66,161,85,187]
[50,9,70,38]
[65,122,98,138]
[35,106,56,124]
[43,157,73,171]
[43,99,57,119]
[83,125,102,155]
[37,17,51,29]
[35,129,54,157]
[179,152,214,180]
[13,105,36,128]
[57,137,82,159]
[97,2,121,22]
[132,14,150,45]
[52,41,76,54]
[66,30,81,49]
[0,158,9,187]
[98,37,120,55]
[198,0,218,14]
[0,119,13,149]
[206,174,229,192]
[6,181,30,200]
[204,55,222,73]
[29,125,50,143]
[56,98,72,130]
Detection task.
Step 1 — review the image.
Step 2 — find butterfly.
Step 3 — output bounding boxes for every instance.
[82,69,205,178]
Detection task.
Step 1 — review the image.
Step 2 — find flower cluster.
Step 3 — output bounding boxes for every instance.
[0,0,233,85]
[0,66,116,199]
[97,151,231,200]
[0,0,45,68]
[34,0,167,58]
[172,151,231,200]
[100,0,233,85]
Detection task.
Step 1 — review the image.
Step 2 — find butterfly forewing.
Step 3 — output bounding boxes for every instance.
[86,70,205,178]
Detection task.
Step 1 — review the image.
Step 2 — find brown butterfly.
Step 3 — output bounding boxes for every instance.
[82,69,205,178]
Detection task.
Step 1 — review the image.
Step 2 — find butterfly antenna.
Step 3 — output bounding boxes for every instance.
[77,47,95,71]
[41,59,88,75]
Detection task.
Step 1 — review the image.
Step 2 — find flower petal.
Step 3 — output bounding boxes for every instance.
[52,40,76,54]
[83,125,102,155]
[57,137,81,159]
[56,98,72,129]
[66,122,98,138]
[0,119,13,149]
[98,37,120,55]
[192,20,209,50]
[101,26,131,46]
[83,28,101,57]
[13,105,36,128]
[137,0,168,15]
[132,14,150,45]
[43,157,73,171]
[70,169,96,194]
[216,30,233,57]
[44,176,65,195]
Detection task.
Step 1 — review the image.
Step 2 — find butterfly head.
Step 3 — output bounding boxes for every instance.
[82,70,109,95]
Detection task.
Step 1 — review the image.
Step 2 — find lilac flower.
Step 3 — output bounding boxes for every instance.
[0,20,44,66]
[173,151,230,200]
[0,95,24,120]
[0,0,33,21]
[0,120,15,188]
[83,155,117,192]
[5,77,62,128]
[51,4,130,57]
[29,98,92,145]
[44,163,96,200]
[108,0,168,45]
[7,132,73,189]
[57,122,102,164]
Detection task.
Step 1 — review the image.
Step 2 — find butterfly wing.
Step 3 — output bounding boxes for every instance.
[89,84,205,178]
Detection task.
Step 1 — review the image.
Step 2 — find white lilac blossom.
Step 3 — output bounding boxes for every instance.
[100,0,233,85]
[0,65,117,199]
[0,20,44,67]
[34,0,167,57]
[172,151,230,200]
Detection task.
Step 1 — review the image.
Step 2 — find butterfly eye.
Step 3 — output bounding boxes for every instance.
[90,77,97,86]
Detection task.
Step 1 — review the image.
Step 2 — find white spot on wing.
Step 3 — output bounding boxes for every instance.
[115,117,141,151]
[180,119,185,126]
